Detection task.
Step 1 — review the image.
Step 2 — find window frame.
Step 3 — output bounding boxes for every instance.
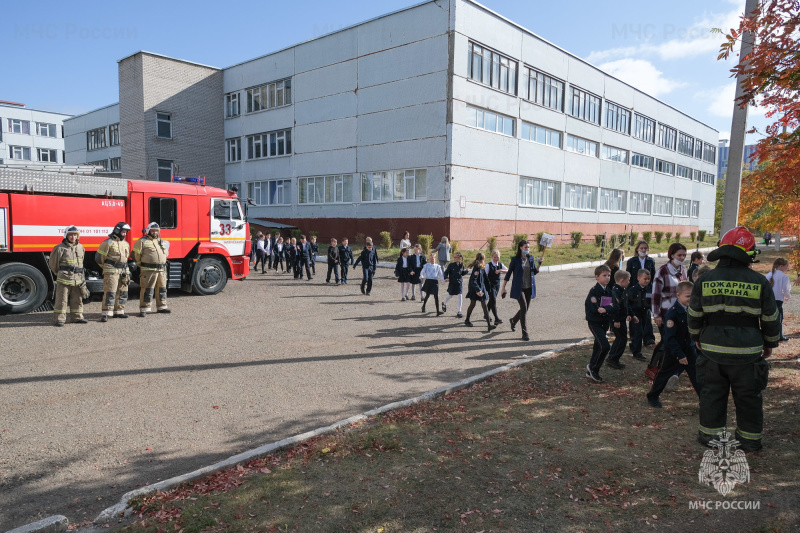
[519,177,561,208]
[676,165,692,180]
[245,78,292,114]
[522,66,564,111]
[565,134,599,157]
[604,101,630,134]
[562,182,597,211]
[36,148,57,163]
[656,123,677,151]
[299,174,355,205]
[601,145,629,164]
[8,119,30,134]
[109,157,121,171]
[246,129,292,160]
[654,159,675,176]
[691,200,700,218]
[653,195,674,216]
[225,92,240,118]
[598,187,626,213]
[226,138,241,163]
[148,196,178,229]
[9,145,31,160]
[86,127,107,151]
[109,123,120,146]
[674,198,692,218]
[157,159,173,182]
[631,152,654,171]
[360,169,427,203]
[633,113,655,143]
[156,112,172,139]
[677,132,694,156]
[465,105,515,137]
[568,86,601,125]
[35,122,57,137]
[628,192,652,214]
[520,121,562,148]
[468,41,518,96]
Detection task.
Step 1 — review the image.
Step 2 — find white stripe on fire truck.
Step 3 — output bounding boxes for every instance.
[12,225,115,237]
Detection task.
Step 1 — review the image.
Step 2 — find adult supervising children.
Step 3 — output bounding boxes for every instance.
[501,240,541,341]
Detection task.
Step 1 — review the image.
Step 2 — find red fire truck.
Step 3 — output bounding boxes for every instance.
[0,165,251,314]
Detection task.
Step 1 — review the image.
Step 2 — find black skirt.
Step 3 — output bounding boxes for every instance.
[396,267,411,283]
[422,279,439,294]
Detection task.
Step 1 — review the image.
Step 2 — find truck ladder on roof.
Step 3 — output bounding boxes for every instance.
[0,165,128,197]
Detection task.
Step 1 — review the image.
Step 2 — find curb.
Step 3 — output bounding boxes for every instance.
[6,515,68,533]
[85,337,592,528]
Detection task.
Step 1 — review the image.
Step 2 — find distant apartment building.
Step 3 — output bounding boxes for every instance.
[1,101,70,166]
[717,139,759,182]
[64,103,121,173]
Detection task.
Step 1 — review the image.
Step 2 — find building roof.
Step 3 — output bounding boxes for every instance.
[63,102,120,122]
[0,102,73,117]
[116,50,220,70]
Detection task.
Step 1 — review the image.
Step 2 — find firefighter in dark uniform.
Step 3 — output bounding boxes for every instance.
[688,227,781,452]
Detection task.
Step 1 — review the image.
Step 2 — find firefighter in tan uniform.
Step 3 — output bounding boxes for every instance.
[133,222,170,317]
[48,225,89,326]
[96,222,131,322]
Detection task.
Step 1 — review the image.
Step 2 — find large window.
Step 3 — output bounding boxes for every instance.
[109,123,120,146]
[701,172,715,185]
[465,105,515,136]
[657,124,677,150]
[676,165,692,180]
[522,67,563,111]
[110,157,121,171]
[36,122,57,137]
[631,153,654,170]
[157,159,173,182]
[568,86,601,124]
[629,192,652,214]
[703,143,716,164]
[563,183,596,211]
[519,177,560,208]
[7,119,30,134]
[691,200,700,218]
[653,195,673,216]
[148,197,177,229]
[694,140,703,159]
[598,188,626,212]
[566,135,598,157]
[299,175,354,204]
[156,112,172,139]
[86,127,106,150]
[674,198,692,217]
[246,129,292,159]
[678,132,694,156]
[246,78,292,113]
[361,169,427,202]
[633,113,655,143]
[225,92,240,117]
[520,122,561,148]
[247,179,291,206]
[37,148,57,162]
[692,169,702,182]
[468,42,517,95]
[655,159,675,175]
[9,146,31,160]
[226,138,241,162]
[601,145,628,164]
[604,102,630,134]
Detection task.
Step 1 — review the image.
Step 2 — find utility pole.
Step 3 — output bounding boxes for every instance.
[720,0,759,235]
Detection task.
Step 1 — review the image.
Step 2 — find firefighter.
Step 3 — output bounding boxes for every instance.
[133,222,170,317]
[688,226,780,452]
[48,225,89,326]
[96,222,131,322]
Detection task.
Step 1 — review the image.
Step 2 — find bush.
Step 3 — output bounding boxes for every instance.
[642,231,652,243]
[417,234,434,254]
[570,231,583,249]
[630,231,639,244]
[487,236,498,252]
[535,232,545,252]
[609,234,617,248]
[698,230,707,242]
[617,233,627,247]
[665,232,673,243]
[675,232,682,243]
[654,231,664,243]
[594,234,604,247]
[451,241,461,253]
[290,229,302,240]
[512,233,529,252]
[354,232,366,245]
[379,231,392,249]
[690,231,697,242]
[308,230,320,238]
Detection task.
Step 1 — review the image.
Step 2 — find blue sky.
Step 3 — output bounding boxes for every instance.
[0,0,762,141]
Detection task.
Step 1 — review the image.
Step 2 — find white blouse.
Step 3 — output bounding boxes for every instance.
[767,270,791,301]
[400,238,412,249]
[420,262,445,282]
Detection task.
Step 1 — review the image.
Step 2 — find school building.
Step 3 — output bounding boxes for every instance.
[63,0,719,247]
[1,101,70,166]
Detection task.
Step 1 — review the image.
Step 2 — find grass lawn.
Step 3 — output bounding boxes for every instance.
[118,321,799,532]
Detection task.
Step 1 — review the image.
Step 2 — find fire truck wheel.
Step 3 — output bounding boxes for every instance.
[0,262,48,314]
[192,257,228,295]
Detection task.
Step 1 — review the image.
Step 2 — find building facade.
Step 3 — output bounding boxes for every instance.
[1,101,70,166]
[64,103,121,173]
[717,139,758,183]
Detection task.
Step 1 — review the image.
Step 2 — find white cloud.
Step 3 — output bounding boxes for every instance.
[598,59,686,97]
[698,82,766,119]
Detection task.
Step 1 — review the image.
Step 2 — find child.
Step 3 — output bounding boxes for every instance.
[395,247,412,300]
[443,252,469,318]
[286,237,296,275]
[408,244,427,300]
[273,236,285,273]
[604,248,625,291]
[646,281,701,408]
[420,251,445,314]
[353,237,378,295]
[692,264,712,282]
[465,252,496,331]
[766,258,791,341]
[686,251,705,282]
[254,232,267,273]
[484,249,508,325]
[338,238,354,284]
[309,235,319,275]
[606,270,637,369]
[625,240,657,346]
[585,265,614,382]
[626,269,651,362]
[326,238,340,284]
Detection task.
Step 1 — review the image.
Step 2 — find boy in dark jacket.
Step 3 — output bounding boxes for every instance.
[353,237,379,295]
[626,269,651,361]
[585,265,614,382]
[606,270,638,369]
[625,241,657,346]
[326,238,340,284]
[309,235,319,275]
[646,281,701,407]
[338,238,354,284]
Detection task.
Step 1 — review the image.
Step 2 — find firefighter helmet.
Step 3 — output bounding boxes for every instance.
[63,225,80,239]
[146,222,161,233]
[720,226,756,252]
[112,221,131,238]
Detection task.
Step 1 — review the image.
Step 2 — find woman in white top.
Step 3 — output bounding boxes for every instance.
[399,231,412,250]
[766,257,791,341]
[420,251,445,315]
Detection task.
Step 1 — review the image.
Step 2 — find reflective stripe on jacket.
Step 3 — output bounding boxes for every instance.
[133,235,168,271]
[96,236,130,274]
[48,241,85,286]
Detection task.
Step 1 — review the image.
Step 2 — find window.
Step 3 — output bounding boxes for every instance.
[604,102,630,134]
[520,122,561,148]
[601,145,628,164]
[361,169,427,202]
[109,123,120,146]
[563,183,596,211]
[568,86,601,124]
[468,42,517,95]
[465,105,515,136]
[247,179,292,206]
[694,140,703,159]
[7,119,30,134]
[36,122,57,137]
[633,114,655,143]
[245,78,292,113]
[678,132,694,156]
[37,148,57,162]
[657,124,677,150]
[110,157,121,171]
[88,159,108,170]
[522,67,563,110]
[691,200,700,218]
[598,188,626,212]
[676,165,692,180]
[156,112,172,139]
[299,175,354,204]
[674,198,692,217]
[225,92,240,117]
[631,153,654,170]
[157,159,173,182]
[149,197,177,229]
[226,138,241,162]
[246,129,292,159]
[227,182,241,193]
[655,159,675,175]
[213,199,242,219]
[703,143,716,164]
[9,146,31,160]
[519,177,560,208]
[566,135,598,157]
[629,192,652,214]
[86,127,106,150]
[701,172,715,185]
[693,169,702,182]
[653,195,673,216]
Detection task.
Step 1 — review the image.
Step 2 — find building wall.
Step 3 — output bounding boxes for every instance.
[63,103,121,171]
[717,142,758,182]
[0,103,69,165]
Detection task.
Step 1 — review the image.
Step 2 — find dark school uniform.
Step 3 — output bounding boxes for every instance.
[444,262,469,295]
[608,265,620,291]
[467,265,490,301]
[647,301,701,402]
[687,262,700,282]
[338,244,354,283]
[297,241,312,279]
[327,245,340,283]
[409,253,426,286]
[607,284,633,365]
[395,256,412,283]
[626,283,649,358]
[273,242,285,271]
[353,246,379,294]
[309,241,319,274]
[585,283,614,374]
[625,255,657,344]
[485,261,506,321]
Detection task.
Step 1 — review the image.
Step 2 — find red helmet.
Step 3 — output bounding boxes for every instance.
[720,226,755,251]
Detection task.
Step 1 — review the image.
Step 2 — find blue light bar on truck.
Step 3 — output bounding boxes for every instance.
[172,176,206,185]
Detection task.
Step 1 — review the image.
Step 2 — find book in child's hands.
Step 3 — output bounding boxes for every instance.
[600,296,613,307]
